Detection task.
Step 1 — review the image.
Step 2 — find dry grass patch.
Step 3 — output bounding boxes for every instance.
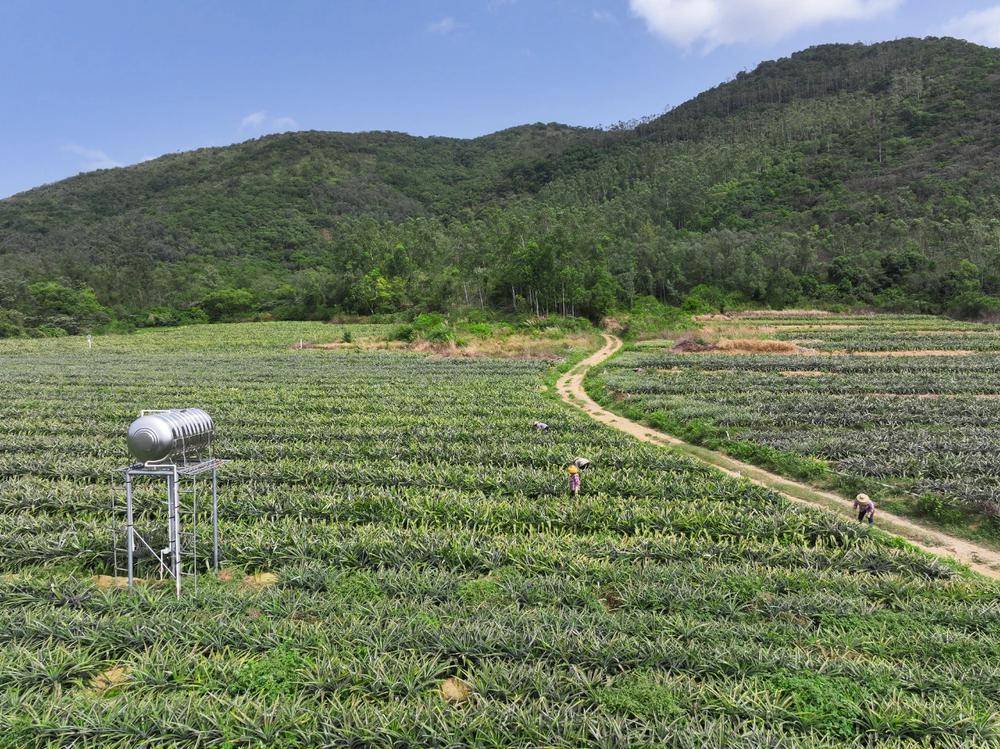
[733,309,834,319]
[771,324,864,331]
[243,572,279,589]
[440,677,474,703]
[295,340,408,351]
[92,575,131,590]
[89,666,129,693]
[298,334,593,361]
[699,323,778,337]
[670,333,814,355]
[417,334,595,360]
[715,338,813,354]
[780,370,827,377]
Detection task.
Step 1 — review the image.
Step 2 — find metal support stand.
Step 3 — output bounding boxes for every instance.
[113,457,226,597]
[125,472,135,587]
[212,468,219,573]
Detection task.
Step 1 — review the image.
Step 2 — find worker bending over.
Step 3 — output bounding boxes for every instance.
[854,493,875,525]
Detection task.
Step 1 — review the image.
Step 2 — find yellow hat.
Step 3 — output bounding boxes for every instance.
[567,465,579,474]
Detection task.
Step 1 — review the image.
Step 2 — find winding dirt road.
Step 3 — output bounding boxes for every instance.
[557,333,1000,579]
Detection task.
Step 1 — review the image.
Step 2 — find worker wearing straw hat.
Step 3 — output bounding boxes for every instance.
[853,493,875,525]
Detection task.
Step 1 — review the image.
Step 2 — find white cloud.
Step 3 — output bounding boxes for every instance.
[943,5,1000,47]
[239,110,299,134]
[61,144,122,171]
[240,110,268,129]
[270,116,300,131]
[593,9,617,23]
[427,16,460,34]
[628,0,901,51]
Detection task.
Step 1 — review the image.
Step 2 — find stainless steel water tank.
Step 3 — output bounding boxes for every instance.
[127,408,214,462]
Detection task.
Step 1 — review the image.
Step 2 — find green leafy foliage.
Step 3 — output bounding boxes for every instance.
[1,39,998,335]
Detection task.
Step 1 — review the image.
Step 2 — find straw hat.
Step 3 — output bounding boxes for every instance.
[856,493,870,503]
[567,465,579,474]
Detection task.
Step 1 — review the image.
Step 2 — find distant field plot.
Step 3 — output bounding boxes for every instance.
[0,322,998,747]
[590,314,1000,537]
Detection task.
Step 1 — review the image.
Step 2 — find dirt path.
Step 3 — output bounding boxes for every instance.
[557,334,1000,579]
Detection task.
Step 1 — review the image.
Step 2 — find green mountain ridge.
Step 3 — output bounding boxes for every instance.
[1,36,998,334]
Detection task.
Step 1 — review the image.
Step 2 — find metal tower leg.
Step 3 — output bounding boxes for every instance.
[168,469,182,598]
[125,471,135,589]
[212,467,220,572]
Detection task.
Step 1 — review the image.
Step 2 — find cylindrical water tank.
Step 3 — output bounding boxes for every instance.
[127,408,214,462]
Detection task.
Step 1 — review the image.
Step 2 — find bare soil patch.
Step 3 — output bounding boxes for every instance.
[600,316,625,334]
[598,588,624,611]
[671,337,715,353]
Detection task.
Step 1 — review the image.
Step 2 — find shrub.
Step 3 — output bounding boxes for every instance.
[948,291,1000,321]
[424,326,453,343]
[392,324,417,342]
[614,296,689,340]
[0,308,26,338]
[681,284,733,314]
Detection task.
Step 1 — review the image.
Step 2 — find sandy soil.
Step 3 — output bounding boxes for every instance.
[557,334,1000,579]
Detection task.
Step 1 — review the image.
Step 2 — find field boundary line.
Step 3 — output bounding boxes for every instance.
[557,333,1000,580]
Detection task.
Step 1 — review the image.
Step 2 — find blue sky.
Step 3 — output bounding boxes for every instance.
[1,0,998,198]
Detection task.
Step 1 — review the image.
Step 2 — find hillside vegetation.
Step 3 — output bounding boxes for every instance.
[1,37,998,336]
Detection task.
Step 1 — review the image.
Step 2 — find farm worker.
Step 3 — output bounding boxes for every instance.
[567,464,581,496]
[853,493,875,525]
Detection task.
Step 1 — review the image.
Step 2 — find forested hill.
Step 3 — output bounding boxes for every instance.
[1,37,998,335]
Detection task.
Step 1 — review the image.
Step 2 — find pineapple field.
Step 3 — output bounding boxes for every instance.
[586,313,1000,544]
[0,322,998,747]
